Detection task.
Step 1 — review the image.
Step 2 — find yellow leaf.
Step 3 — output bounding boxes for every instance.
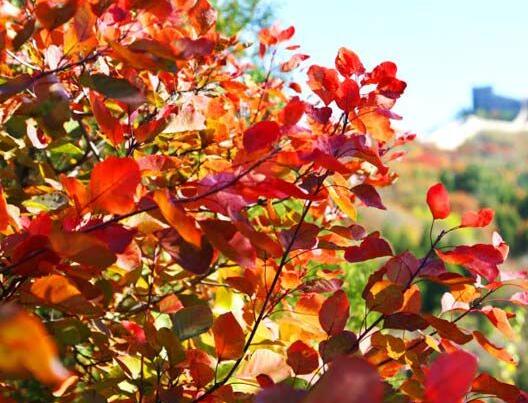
[424,334,440,352]
[326,173,357,221]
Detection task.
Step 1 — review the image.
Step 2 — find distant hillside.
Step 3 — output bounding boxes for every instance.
[374,128,528,269]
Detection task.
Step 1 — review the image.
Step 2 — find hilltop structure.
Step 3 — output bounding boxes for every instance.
[472,86,522,120]
[428,87,528,149]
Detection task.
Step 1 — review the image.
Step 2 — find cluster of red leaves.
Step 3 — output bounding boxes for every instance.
[0,1,526,402]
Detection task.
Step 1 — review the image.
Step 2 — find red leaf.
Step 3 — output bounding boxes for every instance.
[212,313,245,361]
[480,306,516,340]
[256,384,306,403]
[256,374,275,388]
[307,65,340,106]
[335,78,360,112]
[362,61,407,99]
[318,331,358,363]
[385,252,420,285]
[122,320,146,344]
[352,184,386,210]
[461,208,494,228]
[278,222,319,251]
[158,228,213,275]
[305,356,383,403]
[436,244,504,282]
[88,92,125,146]
[319,290,350,336]
[0,186,9,231]
[344,233,392,263]
[335,47,365,77]
[426,183,450,219]
[280,97,305,126]
[88,157,141,215]
[286,340,319,374]
[424,350,477,403]
[243,121,281,153]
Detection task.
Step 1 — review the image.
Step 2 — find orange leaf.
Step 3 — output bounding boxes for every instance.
[88,157,141,214]
[212,313,245,361]
[28,274,100,315]
[88,92,125,146]
[154,189,202,248]
[473,331,516,365]
[0,305,74,387]
[49,230,116,270]
[34,0,77,30]
[399,284,422,314]
[472,373,522,402]
[424,314,473,344]
[365,280,404,315]
[357,107,395,142]
[481,306,517,341]
[60,175,89,213]
[325,173,357,221]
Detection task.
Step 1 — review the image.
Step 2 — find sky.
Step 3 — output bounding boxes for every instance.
[276,0,528,137]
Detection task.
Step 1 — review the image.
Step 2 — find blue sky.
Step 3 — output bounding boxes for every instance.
[276,0,528,137]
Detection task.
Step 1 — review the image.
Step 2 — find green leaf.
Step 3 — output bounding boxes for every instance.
[50,318,90,345]
[157,327,185,365]
[49,142,83,159]
[80,73,146,106]
[171,304,213,341]
[22,192,69,212]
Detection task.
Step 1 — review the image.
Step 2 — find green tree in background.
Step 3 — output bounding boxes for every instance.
[214,0,274,36]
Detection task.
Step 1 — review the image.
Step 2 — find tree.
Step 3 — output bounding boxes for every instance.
[0,1,526,402]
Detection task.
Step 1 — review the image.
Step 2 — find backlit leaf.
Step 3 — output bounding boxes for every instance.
[461,208,494,228]
[154,189,201,247]
[344,233,392,263]
[88,157,141,214]
[171,304,213,340]
[243,121,281,153]
[286,340,319,374]
[212,313,245,361]
[473,330,516,364]
[424,350,477,403]
[319,290,350,336]
[426,183,450,220]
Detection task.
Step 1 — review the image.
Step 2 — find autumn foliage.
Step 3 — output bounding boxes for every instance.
[0,1,527,402]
